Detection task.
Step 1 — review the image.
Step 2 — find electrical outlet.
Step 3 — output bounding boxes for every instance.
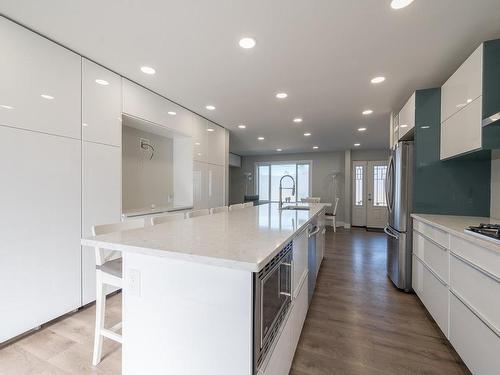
[128,268,141,297]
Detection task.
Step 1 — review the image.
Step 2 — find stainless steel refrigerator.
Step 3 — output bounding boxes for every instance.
[384,141,414,291]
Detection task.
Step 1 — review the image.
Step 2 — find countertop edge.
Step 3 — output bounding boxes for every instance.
[411,214,500,253]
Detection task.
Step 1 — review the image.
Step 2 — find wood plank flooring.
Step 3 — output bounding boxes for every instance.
[0,228,470,375]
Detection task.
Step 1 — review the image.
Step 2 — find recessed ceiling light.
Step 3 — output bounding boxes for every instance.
[82,123,88,127]
[313,146,319,150]
[140,66,156,75]
[41,94,54,100]
[276,148,282,152]
[467,98,473,103]
[293,118,303,123]
[400,124,408,128]
[239,37,256,49]
[390,0,415,10]
[197,152,202,156]
[0,104,13,110]
[95,79,109,86]
[276,92,288,99]
[371,76,386,84]
[362,110,373,115]
[358,127,367,132]
[258,136,265,140]
[421,126,430,129]
[195,142,201,146]
[238,124,246,129]
[354,143,361,147]
[206,128,215,132]
[168,111,176,115]
[303,132,311,137]
[206,105,216,110]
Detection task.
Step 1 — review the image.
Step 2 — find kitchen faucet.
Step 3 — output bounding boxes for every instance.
[279,175,296,209]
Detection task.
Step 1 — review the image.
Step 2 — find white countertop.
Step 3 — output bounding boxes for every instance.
[122,204,193,218]
[411,213,500,252]
[82,203,328,272]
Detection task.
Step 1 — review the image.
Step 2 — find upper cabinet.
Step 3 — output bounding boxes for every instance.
[0,17,81,139]
[440,40,500,159]
[206,122,226,166]
[82,59,122,146]
[398,93,416,141]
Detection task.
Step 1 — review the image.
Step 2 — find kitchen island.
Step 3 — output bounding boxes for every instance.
[81,202,328,375]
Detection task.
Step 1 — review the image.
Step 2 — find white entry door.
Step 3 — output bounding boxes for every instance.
[366,161,388,228]
[352,161,367,226]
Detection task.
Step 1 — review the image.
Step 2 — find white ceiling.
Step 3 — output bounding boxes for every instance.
[2,0,500,155]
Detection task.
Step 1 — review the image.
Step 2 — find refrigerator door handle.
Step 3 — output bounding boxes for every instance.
[385,155,394,213]
[384,225,399,239]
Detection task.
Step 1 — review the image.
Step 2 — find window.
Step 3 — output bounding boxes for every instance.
[256,161,311,202]
[354,165,364,206]
[373,165,387,206]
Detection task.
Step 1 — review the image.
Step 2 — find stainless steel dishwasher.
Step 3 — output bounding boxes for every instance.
[307,221,320,304]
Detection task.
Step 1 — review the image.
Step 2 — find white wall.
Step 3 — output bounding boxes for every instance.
[491,150,500,219]
[122,126,174,211]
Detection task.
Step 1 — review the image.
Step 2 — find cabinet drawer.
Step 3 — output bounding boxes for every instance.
[450,254,500,333]
[440,97,482,160]
[413,220,449,249]
[450,293,500,375]
[412,255,449,337]
[450,235,500,280]
[413,230,449,283]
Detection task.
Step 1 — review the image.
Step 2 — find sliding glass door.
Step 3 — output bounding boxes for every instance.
[256,161,311,202]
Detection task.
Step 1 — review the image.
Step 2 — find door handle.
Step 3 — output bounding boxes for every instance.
[384,225,399,239]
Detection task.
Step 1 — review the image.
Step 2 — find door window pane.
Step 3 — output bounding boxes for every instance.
[373,165,387,206]
[258,165,270,201]
[296,164,310,201]
[355,165,364,206]
[270,164,296,202]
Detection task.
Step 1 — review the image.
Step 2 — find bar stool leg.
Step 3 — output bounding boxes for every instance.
[92,272,106,366]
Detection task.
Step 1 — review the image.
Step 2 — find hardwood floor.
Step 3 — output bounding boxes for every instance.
[0,228,470,375]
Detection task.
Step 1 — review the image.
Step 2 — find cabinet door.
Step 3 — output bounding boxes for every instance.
[0,126,81,343]
[207,164,224,208]
[82,59,122,146]
[398,93,415,140]
[82,141,121,305]
[292,227,308,298]
[441,45,483,123]
[0,17,81,139]
[440,97,482,159]
[206,122,226,166]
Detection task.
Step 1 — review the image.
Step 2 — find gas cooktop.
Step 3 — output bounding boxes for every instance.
[465,223,500,243]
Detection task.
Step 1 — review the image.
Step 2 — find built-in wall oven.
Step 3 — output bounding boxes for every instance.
[253,241,293,372]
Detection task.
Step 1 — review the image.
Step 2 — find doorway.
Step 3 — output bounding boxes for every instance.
[351,160,388,229]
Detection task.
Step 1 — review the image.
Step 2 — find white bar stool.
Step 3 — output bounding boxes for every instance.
[150,212,185,225]
[91,218,145,366]
[186,208,210,218]
[243,202,254,208]
[210,206,229,214]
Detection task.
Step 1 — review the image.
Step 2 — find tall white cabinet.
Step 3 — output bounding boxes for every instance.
[0,17,82,343]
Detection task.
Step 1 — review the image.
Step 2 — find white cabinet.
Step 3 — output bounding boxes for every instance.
[82,59,122,146]
[0,17,81,139]
[206,122,226,166]
[412,254,449,337]
[316,209,326,274]
[193,161,224,210]
[441,45,483,123]
[440,97,482,159]
[0,126,81,343]
[292,227,308,298]
[397,93,416,140]
[81,141,121,305]
[413,230,449,283]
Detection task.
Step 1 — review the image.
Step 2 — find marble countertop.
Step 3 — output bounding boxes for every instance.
[83,203,328,272]
[122,204,193,218]
[411,213,500,252]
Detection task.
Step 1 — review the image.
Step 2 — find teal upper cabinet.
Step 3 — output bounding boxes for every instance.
[82,59,122,146]
[0,17,81,139]
[440,40,500,160]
